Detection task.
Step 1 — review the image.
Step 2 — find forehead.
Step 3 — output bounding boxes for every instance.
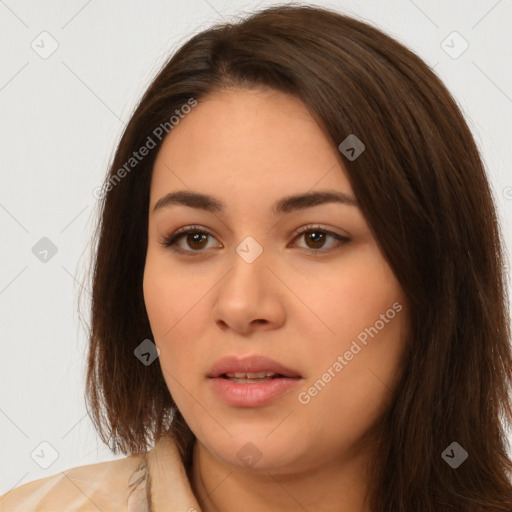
[149,88,353,210]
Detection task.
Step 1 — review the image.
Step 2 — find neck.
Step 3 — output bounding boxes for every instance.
[189,440,374,512]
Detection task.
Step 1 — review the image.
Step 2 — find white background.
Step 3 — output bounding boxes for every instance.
[1,0,511,494]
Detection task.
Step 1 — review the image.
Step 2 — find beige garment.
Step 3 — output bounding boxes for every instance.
[0,435,202,512]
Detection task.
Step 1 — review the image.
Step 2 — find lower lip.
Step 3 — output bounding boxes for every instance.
[209,376,301,407]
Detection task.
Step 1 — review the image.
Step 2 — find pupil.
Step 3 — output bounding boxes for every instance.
[307,231,325,248]
[188,233,207,249]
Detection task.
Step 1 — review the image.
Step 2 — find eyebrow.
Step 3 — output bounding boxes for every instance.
[152,189,358,215]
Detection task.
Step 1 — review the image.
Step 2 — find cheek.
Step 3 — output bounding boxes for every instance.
[143,254,202,338]
[143,257,210,383]
[293,252,408,431]
[292,249,403,350]
[297,310,407,451]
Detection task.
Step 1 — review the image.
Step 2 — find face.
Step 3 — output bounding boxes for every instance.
[143,87,409,475]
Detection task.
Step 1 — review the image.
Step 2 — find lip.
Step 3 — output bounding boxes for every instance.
[207,355,302,408]
[207,355,301,379]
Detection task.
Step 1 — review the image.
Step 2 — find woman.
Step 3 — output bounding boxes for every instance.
[1,4,511,511]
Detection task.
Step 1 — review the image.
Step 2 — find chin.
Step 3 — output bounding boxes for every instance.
[198,425,312,473]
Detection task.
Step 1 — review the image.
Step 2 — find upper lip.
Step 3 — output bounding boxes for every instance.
[208,355,301,378]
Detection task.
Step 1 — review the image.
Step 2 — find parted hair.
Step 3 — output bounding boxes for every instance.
[82,4,512,511]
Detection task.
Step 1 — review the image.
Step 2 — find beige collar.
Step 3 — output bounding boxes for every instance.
[127,435,202,512]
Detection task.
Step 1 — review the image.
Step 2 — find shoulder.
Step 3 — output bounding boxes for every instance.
[0,452,145,512]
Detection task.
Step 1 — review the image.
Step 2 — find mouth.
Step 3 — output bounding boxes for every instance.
[220,371,292,383]
[208,354,301,380]
[208,355,302,407]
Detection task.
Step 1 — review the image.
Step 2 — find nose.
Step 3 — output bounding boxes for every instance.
[211,246,286,336]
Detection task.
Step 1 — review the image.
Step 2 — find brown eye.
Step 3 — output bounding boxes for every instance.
[161,224,350,258]
[293,225,350,254]
[184,232,209,250]
[303,230,327,249]
[161,225,221,256]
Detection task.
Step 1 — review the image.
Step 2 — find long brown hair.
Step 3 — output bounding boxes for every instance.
[82,4,512,510]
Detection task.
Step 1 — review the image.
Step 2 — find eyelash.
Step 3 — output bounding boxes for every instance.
[160,224,350,258]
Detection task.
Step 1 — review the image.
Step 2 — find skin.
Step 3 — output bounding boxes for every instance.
[143,87,410,512]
